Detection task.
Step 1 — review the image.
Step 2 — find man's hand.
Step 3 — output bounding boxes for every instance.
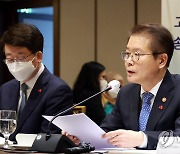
[102,129,144,148]
[61,130,80,145]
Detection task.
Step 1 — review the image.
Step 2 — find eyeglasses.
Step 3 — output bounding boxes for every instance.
[4,53,33,64]
[120,51,161,62]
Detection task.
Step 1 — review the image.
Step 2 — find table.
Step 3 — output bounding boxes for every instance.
[0,148,157,154]
[104,150,156,154]
[91,150,156,154]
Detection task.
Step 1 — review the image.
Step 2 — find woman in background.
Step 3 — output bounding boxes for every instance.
[73,61,106,125]
[102,71,124,114]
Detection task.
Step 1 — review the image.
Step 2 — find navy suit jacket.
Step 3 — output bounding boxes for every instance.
[0,68,73,141]
[101,70,180,149]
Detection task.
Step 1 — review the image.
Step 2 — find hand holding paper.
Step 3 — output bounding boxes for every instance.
[43,113,114,149]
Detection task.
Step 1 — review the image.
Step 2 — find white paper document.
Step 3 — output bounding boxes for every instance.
[43,113,115,149]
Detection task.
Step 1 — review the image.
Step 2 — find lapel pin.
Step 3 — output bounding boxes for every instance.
[38,89,42,93]
[162,97,167,103]
[159,105,164,110]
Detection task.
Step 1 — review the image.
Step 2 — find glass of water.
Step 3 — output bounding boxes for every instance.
[0,110,16,149]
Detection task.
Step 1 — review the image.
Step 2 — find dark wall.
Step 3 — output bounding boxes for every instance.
[0,2,18,85]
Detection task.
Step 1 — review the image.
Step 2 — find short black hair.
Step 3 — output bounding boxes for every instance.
[129,23,174,67]
[0,23,44,56]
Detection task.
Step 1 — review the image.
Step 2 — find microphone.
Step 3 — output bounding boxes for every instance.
[107,80,121,99]
[46,84,112,139]
[31,81,119,153]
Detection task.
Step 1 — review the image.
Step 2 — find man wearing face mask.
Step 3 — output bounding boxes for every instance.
[0,23,73,141]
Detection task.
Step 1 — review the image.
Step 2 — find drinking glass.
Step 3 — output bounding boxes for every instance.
[0,110,17,149]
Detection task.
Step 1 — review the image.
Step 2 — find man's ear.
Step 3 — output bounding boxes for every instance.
[36,51,43,62]
[159,53,168,68]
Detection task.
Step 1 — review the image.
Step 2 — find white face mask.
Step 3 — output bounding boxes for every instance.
[7,57,37,82]
[100,79,108,91]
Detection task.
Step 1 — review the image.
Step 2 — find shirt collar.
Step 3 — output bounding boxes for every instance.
[21,63,45,89]
[140,79,163,98]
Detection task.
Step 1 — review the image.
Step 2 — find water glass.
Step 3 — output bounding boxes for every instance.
[0,110,17,149]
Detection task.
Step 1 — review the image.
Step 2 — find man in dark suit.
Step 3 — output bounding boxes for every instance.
[0,23,73,141]
[101,23,180,149]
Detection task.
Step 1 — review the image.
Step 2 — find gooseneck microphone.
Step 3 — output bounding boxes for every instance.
[31,80,120,153]
[46,84,112,140]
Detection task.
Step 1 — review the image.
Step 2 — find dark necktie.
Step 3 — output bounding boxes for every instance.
[139,92,154,131]
[19,83,28,116]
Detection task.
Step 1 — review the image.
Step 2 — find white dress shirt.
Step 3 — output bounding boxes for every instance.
[139,79,163,148]
[18,63,45,114]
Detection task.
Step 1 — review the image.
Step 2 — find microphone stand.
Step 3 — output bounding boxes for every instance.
[46,85,112,140]
[31,86,112,153]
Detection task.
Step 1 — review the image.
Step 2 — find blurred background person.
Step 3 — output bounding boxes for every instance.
[102,71,124,114]
[73,61,106,125]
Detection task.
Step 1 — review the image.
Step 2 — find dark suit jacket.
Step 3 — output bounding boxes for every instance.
[0,68,73,141]
[100,70,180,149]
